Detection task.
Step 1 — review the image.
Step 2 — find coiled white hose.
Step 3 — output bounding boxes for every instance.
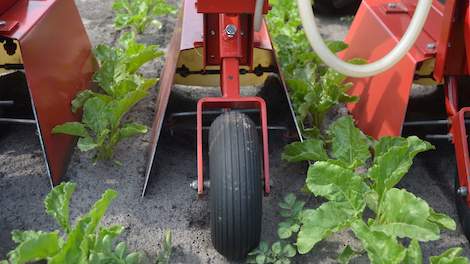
[296,0,433,77]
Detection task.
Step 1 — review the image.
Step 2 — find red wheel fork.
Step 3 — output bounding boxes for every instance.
[196,13,270,196]
[446,77,470,206]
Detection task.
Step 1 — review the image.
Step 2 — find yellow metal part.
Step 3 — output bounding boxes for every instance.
[413,58,442,86]
[0,39,22,77]
[174,47,274,87]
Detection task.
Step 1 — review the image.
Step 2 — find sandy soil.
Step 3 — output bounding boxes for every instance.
[1,1,469,263]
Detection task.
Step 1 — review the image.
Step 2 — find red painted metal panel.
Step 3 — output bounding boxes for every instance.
[0,0,18,15]
[1,0,95,184]
[341,0,425,138]
[180,0,272,51]
[434,0,467,81]
[196,0,269,14]
[465,4,470,74]
[142,8,183,196]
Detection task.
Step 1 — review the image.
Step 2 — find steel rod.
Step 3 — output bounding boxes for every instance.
[0,100,14,106]
[0,118,36,124]
[170,109,260,118]
[403,119,470,126]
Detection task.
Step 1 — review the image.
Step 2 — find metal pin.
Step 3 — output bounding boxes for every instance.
[426,43,436,50]
[190,180,210,190]
[457,186,468,197]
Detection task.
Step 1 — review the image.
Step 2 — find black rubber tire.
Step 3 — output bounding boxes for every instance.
[209,112,263,261]
[455,174,470,240]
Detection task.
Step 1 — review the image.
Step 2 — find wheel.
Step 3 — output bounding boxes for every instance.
[314,0,361,15]
[209,111,263,261]
[455,174,470,240]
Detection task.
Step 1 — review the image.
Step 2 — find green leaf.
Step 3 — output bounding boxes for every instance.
[83,189,118,234]
[115,242,127,259]
[77,137,99,152]
[297,202,353,254]
[282,244,296,258]
[256,254,267,264]
[156,230,173,264]
[327,41,348,53]
[428,209,456,231]
[368,137,433,199]
[119,123,148,139]
[7,231,60,264]
[52,122,89,138]
[328,116,371,168]
[125,252,142,264]
[372,188,440,241]
[109,89,149,128]
[82,97,110,133]
[338,245,361,264]
[404,240,422,264]
[72,90,95,113]
[373,137,407,159]
[351,220,406,264]
[44,182,76,233]
[272,242,282,255]
[306,161,369,212]
[282,139,329,163]
[430,248,470,264]
[49,189,118,264]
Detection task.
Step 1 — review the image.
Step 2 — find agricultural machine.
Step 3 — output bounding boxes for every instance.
[3,0,470,261]
[138,0,470,260]
[0,0,95,186]
[297,0,470,245]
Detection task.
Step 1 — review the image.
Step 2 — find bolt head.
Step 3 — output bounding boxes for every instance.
[457,186,468,197]
[388,2,398,8]
[0,20,6,27]
[225,24,237,38]
[426,43,436,50]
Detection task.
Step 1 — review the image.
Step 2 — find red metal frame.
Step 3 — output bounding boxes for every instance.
[344,0,470,206]
[141,0,281,196]
[0,0,95,185]
[195,3,271,195]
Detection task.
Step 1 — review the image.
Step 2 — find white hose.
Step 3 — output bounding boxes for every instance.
[297,0,433,77]
[254,0,265,32]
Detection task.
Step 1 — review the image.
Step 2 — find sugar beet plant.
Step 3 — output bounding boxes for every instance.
[267,0,358,138]
[250,116,470,263]
[113,0,176,34]
[1,182,175,264]
[53,32,161,162]
[53,0,174,162]
[0,182,142,264]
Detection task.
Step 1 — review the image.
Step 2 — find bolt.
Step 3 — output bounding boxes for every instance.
[426,43,436,50]
[190,181,210,190]
[225,24,237,38]
[458,186,468,197]
[0,20,6,27]
[388,2,398,8]
[210,30,216,36]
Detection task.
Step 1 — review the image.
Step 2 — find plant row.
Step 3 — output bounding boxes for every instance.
[248,1,470,263]
[53,0,175,163]
[2,1,176,263]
